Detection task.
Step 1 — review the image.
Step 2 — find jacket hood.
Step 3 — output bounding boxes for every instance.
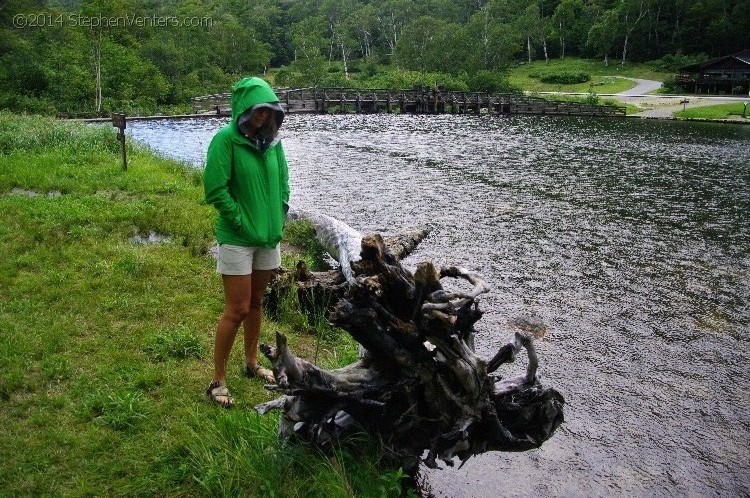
[230,77,285,149]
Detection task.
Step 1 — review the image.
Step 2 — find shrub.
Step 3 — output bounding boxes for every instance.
[466,70,519,93]
[274,67,294,86]
[539,71,590,84]
[362,60,378,78]
[585,92,600,105]
[660,76,677,93]
[648,52,707,72]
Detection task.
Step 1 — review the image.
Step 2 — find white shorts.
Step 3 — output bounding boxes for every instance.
[216,243,281,275]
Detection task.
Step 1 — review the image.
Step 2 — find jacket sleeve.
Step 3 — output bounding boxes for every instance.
[277,143,290,213]
[204,133,242,231]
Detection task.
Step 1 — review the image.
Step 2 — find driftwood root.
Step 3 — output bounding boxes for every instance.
[257,233,564,471]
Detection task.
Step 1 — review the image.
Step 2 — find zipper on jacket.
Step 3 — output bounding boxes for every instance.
[262,148,273,244]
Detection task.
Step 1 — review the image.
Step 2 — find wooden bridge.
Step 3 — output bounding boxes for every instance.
[193,87,626,118]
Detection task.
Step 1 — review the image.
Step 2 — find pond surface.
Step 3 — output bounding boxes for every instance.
[130,114,750,497]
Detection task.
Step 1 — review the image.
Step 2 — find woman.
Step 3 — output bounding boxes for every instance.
[203,77,289,408]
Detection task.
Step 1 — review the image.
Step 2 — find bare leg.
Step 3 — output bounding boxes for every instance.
[243,269,273,368]
[213,274,252,384]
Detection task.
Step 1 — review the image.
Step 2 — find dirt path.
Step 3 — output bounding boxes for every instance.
[529,76,747,119]
[616,77,663,96]
[607,77,747,117]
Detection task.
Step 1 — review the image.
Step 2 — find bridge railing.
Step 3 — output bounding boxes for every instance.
[193,88,626,117]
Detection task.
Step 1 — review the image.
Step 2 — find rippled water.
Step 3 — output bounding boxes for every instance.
[130,114,750,497]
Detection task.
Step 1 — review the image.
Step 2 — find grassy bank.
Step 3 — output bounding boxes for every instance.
[0,112,408,496]
[506,57,672,94]
[674,102,749,120]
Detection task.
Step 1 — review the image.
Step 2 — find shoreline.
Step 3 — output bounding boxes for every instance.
[627,115,750,125]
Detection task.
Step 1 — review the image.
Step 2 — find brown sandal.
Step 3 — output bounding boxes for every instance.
[243,364,275,383]
[206,380,234,408]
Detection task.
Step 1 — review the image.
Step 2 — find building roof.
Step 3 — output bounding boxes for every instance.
[681,49,750,72]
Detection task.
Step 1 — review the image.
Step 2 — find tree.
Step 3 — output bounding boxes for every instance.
[211,13,272,75]
[346,4,378,60]
[321,0,362,79]
[465,6,520,71]
[397,16,468,74]
[619,0,650,65]
[552,0,584,59]
[516,3,543,64]
[288,16,330,87]
[376,0,413,58]
[586,8,619,66]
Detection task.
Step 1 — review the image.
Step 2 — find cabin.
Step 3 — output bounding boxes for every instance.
[676,49,750,95]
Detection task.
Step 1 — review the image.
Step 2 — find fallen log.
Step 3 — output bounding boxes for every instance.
[269,209,428,321]
[258,233,564,473]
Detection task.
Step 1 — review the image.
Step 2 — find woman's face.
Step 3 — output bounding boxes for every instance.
[249,107,271,129]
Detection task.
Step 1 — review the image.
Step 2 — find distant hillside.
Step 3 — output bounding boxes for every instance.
[1,0,746,116]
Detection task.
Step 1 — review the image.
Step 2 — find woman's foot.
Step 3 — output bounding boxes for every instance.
[243,364,275,383]
[206,380,234,408]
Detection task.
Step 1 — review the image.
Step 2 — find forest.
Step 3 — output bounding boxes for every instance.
[1,0,747,116]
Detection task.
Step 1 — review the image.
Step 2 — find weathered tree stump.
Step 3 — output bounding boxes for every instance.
[257,233,564,473]
[268,207,428,322]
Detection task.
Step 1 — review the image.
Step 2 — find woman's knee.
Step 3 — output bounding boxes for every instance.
[223,305,251,324]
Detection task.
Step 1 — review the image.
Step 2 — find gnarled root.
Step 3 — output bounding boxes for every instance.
[257,233,564,471]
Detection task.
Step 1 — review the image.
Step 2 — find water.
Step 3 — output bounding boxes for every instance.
[130,114,750,497]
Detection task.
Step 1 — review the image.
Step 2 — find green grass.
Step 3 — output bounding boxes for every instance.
[674,102,749,120]
[0,111,409,497]
[507,57,672,94]
[534,93,642,115]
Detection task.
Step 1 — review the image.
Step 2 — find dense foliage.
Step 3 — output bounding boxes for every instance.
[1,0,746,115]
[537,71,590,84]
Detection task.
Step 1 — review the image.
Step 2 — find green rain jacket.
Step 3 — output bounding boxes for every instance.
[204,77,290,248]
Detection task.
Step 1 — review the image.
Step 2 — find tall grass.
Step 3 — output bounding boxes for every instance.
[186,410,411,497]
[283,219,330,271]
[0,111,120,155]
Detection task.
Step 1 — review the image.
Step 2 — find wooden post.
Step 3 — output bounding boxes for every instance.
[356,92,361,113]
[322,93,329,114]
[372,91,378,113]
[340,91,345,114]
[386,92,392,114]
[112,113,127,171]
